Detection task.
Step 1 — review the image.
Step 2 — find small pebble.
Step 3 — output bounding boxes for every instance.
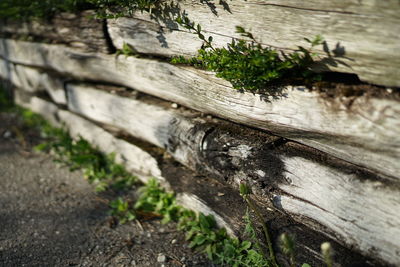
[171,103,178,109]
[157,253,166,263]
[171,239,177,244]
[3,130,11,138]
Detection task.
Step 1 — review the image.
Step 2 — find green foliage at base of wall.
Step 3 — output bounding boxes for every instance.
[123,178,276,267]
[1,84,337,267]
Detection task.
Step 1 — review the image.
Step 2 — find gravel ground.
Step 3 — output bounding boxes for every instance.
[0,111,213,267]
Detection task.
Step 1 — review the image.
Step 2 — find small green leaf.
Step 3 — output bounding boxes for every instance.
[241,240,252,250]
[34,143,48,151]
[240,183,251,196]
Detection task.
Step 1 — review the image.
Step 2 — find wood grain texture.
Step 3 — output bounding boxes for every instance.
[15,90,386,267]
[14,90,61,127]
[14,91,236,237]
[65,84,400,265]
[108,0,400,87]
[0,10,110,54]
[1,39,399,179]
[58,109,233,233]
[0,58,66,104]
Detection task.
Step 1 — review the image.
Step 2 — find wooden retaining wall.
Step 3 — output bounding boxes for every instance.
[1,2,399,266]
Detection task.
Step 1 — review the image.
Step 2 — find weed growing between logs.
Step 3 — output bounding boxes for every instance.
[172,15,324,94]
[131,179,276,267]
[4,100,272,265]
[115,42,138,57]
[0,99,138,192]
[0,83,338,266]
[1,0,324,96]
[35,130,137,192]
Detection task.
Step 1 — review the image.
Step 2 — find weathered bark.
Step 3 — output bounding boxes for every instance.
[65,83,400,266]
[1,39,398,179]
[14,90,379,267]
[0,10,111,54]
[108,0,400,87]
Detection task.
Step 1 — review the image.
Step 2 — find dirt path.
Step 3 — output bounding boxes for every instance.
[0,112,213,267]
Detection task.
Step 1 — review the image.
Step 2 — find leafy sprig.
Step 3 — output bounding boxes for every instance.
[173,15,324,94]
[114,178,273,266]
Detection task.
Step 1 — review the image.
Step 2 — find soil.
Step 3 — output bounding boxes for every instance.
[0,111,213,267]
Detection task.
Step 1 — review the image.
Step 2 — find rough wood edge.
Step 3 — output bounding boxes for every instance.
[0,10,110,54]
[1,39,398,179]
[111,0,400,87]
[0,58,66,104]
[65,83,400,265]
[14,89,381,266]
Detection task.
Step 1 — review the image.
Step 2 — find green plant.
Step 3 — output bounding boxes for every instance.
[280,233,296,267]
[109,197,137,224]
[134,178,182,224]
[34,123,137,192]
[115,42,138,58]
[173,15,324,94]
[130,178,271,266]
[12,106,341,267]
[240,183,278,266]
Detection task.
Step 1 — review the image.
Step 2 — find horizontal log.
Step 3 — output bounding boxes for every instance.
[15,90,379,267]
[108,0,400,87]
[13,90,236,235]
[0,10,110,54]
[1,39,399,179]
[65,83,400,265]
[13,89,61,127]
[1,3,397,86]
[0,59,66,104]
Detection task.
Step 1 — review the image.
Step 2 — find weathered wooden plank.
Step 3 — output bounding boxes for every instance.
[66,83,400,265]
[1,39,399,179]
[0,10,110,53]
[0,59,66,104]
[108,0,400,87]
[15,91,382,267]
[14,89,61,127]
[14,91,236,236]
[249,0,400,17]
